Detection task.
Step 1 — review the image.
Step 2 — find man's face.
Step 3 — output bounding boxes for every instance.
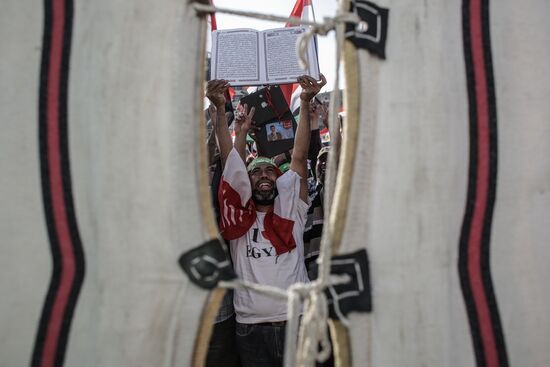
[316,154,328,183]
[248,163,279,205]
[270,126,276,133]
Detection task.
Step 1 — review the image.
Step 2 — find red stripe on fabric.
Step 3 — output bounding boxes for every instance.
[42,0,77,366]
[467,0,498,366]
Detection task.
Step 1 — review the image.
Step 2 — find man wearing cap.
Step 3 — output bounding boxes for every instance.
[206,74,326,367]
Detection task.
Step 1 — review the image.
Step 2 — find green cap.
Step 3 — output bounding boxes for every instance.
[246,156,277,172]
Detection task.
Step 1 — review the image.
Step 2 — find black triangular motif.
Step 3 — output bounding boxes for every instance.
[345,0,389,59]
[179,239,237,289]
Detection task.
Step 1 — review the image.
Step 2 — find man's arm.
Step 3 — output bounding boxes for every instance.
[308,99,325,180]
[206,80,232,166]
[291,74,326,202]
[206,115,219,167]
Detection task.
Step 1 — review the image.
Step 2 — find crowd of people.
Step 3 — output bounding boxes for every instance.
[204,74,340,367]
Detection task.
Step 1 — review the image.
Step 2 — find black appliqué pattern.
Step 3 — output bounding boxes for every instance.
[345,0,389,59]
[179,239,236,289]
[309,249,372,318]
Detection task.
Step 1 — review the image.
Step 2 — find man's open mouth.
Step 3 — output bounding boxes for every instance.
[257,181,273,191]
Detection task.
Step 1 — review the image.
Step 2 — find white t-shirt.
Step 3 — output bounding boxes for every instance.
[230,169,310,324]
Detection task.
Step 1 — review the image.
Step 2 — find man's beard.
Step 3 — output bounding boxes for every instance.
[252,187,278,206]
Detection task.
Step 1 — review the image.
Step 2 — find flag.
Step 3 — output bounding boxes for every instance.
[286,0,313,26]
[208,0,217,31]
[281,0,316,113]
[320,127,331,144]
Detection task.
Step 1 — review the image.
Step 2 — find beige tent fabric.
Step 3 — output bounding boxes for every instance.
[333,0,550,366]
[0,3,51,366]
[66,1,215,366]
[0,0,218,366]
[338,1,474,365]
[490,1,550,366]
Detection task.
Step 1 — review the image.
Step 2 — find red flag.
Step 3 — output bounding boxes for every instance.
[281,0,315,110]
[286,0,312,26]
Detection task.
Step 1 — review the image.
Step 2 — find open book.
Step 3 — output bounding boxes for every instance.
[210,27,320,86]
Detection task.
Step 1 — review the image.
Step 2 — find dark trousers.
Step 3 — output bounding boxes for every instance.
[206,315,241,367]
[235,321,334,367]
[236,322,286,367]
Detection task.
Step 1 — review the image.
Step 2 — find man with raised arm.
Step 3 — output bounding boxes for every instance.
[206,74,326,367]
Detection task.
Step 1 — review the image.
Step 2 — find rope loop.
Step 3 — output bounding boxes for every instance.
[284,282,332,367]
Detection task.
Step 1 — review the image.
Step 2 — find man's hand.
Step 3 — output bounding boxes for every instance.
[206,79,230,109]
[234,104,258,136]
[299,74,327,102]
[206,81,233,166]
[308,98,328,122]
[233,104,258,161]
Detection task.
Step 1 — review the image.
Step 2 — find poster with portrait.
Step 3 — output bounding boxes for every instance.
[240,86,297,157]
[266,121,295,142]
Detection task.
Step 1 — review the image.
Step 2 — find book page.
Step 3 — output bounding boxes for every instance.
[262,27,320,84]
[211,29,261,85]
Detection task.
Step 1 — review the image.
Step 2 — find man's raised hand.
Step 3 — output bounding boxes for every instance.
[206,79,230,109]
[299,74,327,102]
[234,104,258,136]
